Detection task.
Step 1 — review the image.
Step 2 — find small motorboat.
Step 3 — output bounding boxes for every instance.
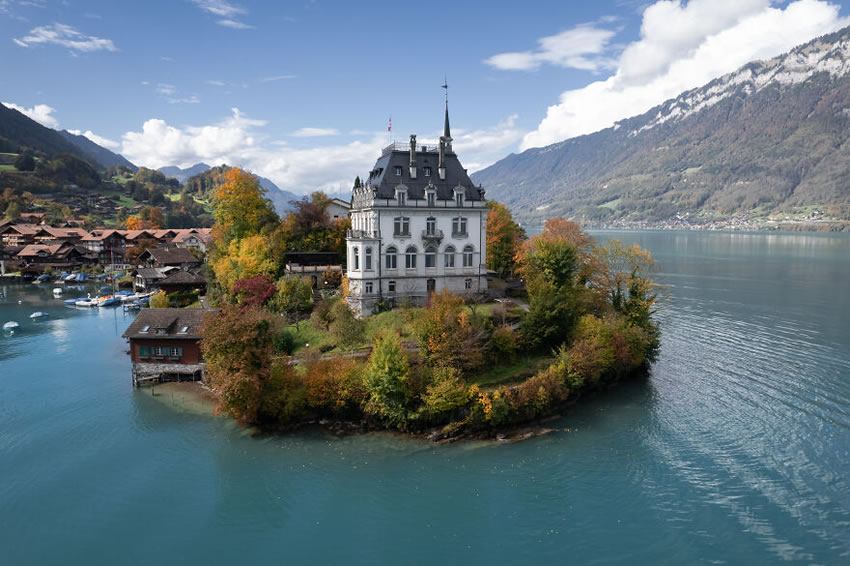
[3,321,20,331]
[29,312,49,320]
[75,294,97,307]
[53,287,64,297]
[98,296,121,307]
[34,274,50,283]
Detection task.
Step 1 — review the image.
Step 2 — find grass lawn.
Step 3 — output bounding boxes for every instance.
[470,353,554,390]
[0,164,16,171]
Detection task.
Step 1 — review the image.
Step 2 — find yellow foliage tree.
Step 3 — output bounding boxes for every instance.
[212,234,277,291]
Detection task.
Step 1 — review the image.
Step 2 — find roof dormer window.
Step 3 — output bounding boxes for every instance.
[394,166,402,176]
[424,167,431,177]
[395,186,407,206]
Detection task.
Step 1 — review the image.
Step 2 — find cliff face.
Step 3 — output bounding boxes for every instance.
[473,26,850,224]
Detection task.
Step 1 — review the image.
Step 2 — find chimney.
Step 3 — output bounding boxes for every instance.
[438,136,446,180]
[409,134,417,179]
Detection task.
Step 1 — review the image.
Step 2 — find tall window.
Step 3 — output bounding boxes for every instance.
[455,192,464,207]
[388,280,396,293]
[426,217,436,235]
[397,190,407,206]
[463,245,474,267]
[427,192,436,207]
[365,282,373,294]
[444,245,455,268]
[465,278,472,290]
[425,245,436,268]
[353,247,360,270]
[385,246,397,269]
[452,217,467,236]
[365,247,373,271]
[405,246,417,269]
[393,217,410,236]
[424,167,431,177]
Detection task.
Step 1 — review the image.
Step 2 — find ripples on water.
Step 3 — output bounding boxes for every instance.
[1,232,849,565]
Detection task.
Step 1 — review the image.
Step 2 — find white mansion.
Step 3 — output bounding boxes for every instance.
[346,106,487,316]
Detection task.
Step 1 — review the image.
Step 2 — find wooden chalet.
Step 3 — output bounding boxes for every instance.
[139,247,201,270]
[157,269,206,294]
[122,308,216,387]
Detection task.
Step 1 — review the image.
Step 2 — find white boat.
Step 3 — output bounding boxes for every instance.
[2,321,20,331]
[53,288,63,297]
[74,294,97,307]
[29,312,49,320]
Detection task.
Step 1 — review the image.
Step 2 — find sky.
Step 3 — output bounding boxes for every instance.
[2,0,849,195]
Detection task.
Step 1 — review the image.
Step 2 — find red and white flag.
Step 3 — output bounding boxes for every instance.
[388,116,392,132]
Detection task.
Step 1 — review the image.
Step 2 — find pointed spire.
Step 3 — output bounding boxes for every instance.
[444,100,451,141]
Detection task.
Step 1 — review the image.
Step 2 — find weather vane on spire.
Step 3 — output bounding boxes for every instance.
[442,77,448,104]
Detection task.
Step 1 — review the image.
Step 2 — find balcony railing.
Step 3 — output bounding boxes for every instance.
[421,229,444,242]
[347,229,378,239]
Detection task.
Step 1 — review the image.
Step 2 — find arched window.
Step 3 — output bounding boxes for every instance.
[425,245,436,268]
[365,247,373,270]
[444,245,456,268]
[353,247,360,270]
[385,246,397,269]
[463,245,474,268]
[405,246,417,269]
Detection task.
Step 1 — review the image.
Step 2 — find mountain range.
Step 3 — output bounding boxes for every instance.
[473,26,850,226]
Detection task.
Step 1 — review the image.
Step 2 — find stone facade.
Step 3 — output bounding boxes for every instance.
[346,106,487,316]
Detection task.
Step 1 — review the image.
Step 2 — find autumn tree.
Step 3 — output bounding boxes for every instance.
[233,275,277,309]
[271,275,314,328]
[126,216,144,230]
[201,306,282,424]
[140,206,164,229]
[212,234,278,291]
[486,201,525,278]
[212,167,279,246]
[414,290,489,374]
[149,290,169,308]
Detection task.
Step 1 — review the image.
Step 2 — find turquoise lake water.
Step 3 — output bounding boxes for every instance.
[1,230,849,565]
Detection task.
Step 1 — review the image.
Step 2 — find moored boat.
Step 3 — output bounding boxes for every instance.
[3,321,20,331]
[53,287,63,297]
[29,312,49,320]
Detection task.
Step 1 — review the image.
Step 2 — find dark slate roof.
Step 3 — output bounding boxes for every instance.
[136,267,166,280]
[159,270,206,285]
[122,308,217,340]
[366,145,484,201]
[141,247,200,265]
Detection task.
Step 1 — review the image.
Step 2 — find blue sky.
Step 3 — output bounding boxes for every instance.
[2,0,850,194]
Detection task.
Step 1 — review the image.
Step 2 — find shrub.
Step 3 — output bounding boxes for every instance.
[420,366,473,424]
[149,290,169,308]
[310,299,335,330]
[329,300,365,350]
[489,325,518,364]
[363,332,413,428]
[273,329,295,355]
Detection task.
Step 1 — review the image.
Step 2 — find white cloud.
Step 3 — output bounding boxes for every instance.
[13,23,116,52]
[167,95,200,104]
[192,0,253,29]
[260,74,296,82]
[192,0,244,17]
[485,24,618,72]
[207,80,226,86]
[67,129,120,150]
[118,108,522,195]
[155,83,176,96]
[2,101,59,128]
[292,127,339,137]
[218,18,253,29]
[452,114,528,173]
[521,0,850,150]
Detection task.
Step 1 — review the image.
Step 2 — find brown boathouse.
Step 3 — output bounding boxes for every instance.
[122,308,216,387]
